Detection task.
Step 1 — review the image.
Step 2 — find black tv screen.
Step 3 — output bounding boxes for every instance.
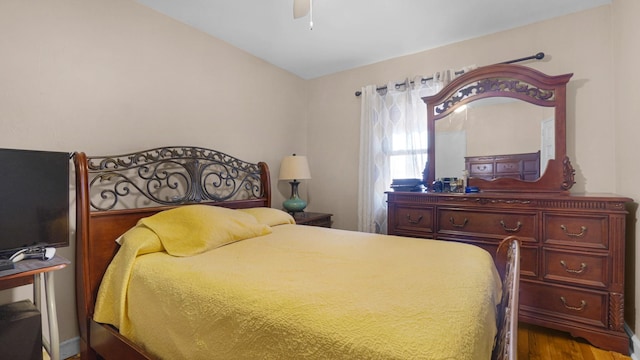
[0,148,70,257]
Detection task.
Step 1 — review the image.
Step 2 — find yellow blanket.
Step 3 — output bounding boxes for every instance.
[94,210,501,360]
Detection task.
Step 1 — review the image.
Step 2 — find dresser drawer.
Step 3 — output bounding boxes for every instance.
[391,206,434,235]
[543,214,608,249]
[455,241,538,279]
[521,281,608,328]
[495,160,521,174]
[520,246,539,278]
[469,162,493,176]
[437,208,537,242]
[543,249,608,288]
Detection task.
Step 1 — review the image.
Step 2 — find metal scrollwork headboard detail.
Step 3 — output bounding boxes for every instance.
[435,78,556,116]
[87,146,264,211]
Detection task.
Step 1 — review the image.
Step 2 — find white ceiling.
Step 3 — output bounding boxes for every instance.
[135,0,610,79]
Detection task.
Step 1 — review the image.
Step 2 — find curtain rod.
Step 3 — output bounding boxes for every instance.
[354,52,545,97]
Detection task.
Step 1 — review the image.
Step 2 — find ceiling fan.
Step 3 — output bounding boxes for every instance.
[293,0,314,29]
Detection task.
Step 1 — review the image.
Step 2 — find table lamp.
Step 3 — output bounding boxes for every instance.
[279,154,311,213]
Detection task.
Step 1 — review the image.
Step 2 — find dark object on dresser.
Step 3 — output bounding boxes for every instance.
[390,178,424,192]
[0,300,42,360]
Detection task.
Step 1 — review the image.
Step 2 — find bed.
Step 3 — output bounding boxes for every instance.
[73,146,520,360]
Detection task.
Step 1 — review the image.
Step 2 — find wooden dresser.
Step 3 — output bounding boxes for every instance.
[387,191,632,353]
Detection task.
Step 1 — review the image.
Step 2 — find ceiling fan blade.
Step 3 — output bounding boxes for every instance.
[293,0,310,19]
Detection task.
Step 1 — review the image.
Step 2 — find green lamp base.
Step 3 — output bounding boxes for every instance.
[283,180,307,213]
[283,196,307,213]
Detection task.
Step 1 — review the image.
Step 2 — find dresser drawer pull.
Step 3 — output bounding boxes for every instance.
[449,217,468,228]
[560,260,587,274]
[499,220,522,233]
[406,214,423,224]
[560,296,587,311]
[560,225,588,237]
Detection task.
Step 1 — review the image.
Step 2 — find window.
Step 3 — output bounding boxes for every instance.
[388,131,428,179]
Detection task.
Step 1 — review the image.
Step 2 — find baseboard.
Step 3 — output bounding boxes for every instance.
[625,323,639,360]
[59,336,80,359]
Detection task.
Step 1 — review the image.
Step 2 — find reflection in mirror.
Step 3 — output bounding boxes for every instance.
[434,98,554,181]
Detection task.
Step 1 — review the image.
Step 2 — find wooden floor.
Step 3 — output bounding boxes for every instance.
[44,324,631,360]
[519,323,631,360]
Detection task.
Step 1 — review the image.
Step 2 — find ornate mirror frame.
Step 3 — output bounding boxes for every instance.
[422,64,575,193]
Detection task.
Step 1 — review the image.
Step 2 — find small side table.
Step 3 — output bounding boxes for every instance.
[293,212,333,228]
[0,255,69,360]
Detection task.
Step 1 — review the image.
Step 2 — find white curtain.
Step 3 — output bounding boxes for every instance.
[358,66,476,234]
[357,78,442,233]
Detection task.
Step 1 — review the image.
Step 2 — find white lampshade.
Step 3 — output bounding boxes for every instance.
[279,155,311,180]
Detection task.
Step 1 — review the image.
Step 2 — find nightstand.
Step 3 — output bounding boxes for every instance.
[293,212,333,228]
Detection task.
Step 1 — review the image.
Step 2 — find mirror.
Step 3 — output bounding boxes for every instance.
[435,98,554,181]
[422,64,575,193]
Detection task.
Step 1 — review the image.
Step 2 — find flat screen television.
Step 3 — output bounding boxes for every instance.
[0,148,70,257]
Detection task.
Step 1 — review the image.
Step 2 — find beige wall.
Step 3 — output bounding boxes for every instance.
[0,0,307,346]
[613,0,640,331]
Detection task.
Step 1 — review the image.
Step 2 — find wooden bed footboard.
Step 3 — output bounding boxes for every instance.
[493,236,521,360]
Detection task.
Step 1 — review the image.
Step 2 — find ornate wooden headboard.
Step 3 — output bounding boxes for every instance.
[73,146,271,357]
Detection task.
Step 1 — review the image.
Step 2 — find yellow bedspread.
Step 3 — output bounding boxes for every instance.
[94,210,501,360]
